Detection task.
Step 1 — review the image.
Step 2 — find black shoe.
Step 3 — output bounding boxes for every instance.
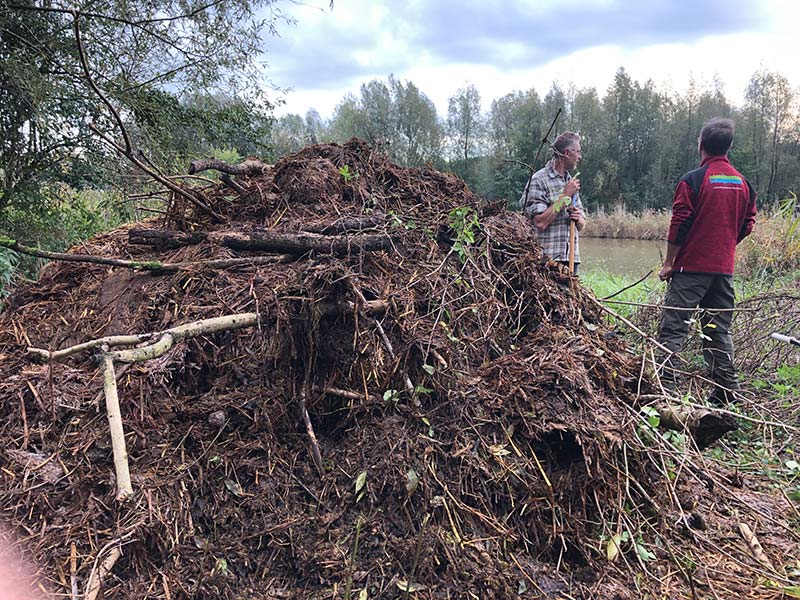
[707,387,737,406]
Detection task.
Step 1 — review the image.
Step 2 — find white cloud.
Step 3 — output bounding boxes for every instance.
[266,0,800,119]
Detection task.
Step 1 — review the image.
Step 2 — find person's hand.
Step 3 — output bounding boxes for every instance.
[564,178,580,198]
[658,263,674,281]
[568,206,581,221]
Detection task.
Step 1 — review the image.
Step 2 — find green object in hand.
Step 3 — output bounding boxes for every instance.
[553,195,571,212]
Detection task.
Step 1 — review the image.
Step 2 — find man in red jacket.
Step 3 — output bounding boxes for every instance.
[657,117,757,405]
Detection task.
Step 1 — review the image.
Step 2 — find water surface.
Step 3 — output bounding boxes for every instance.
[579,238,664,277]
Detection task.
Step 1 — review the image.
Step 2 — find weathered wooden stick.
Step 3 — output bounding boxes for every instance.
[219,173,247,194]
[300,215,386,235]
[222,231,393,255]
[188,158,271,177]
[100,352,133,501]
[3,235,290,274]
[70,542,78,600]
[29,333,155,361]
[738,523,775,570]
[127,228,207,249]
[108,313,260,363]
[299,389,324,477]
[83,545,122,600]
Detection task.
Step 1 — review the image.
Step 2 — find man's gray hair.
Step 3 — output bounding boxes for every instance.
[553,132,580,156]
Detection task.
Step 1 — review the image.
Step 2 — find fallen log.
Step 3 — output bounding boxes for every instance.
[222,231,394,255]
[300,214,386,235]
[649,399,738,449]
[1,236,289,273]
[127,229,207,249]
[188,158,271,177]
[128,228,395,256]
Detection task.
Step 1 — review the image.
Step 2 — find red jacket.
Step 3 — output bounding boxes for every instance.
[667,155,756,275]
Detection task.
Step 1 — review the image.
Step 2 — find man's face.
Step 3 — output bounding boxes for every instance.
[564,144,582,170]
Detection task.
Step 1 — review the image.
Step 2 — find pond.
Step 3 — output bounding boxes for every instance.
[579,237,664,277]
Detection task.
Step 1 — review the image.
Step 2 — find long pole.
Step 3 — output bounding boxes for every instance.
[521,108,562,201]
[568,221,576,274]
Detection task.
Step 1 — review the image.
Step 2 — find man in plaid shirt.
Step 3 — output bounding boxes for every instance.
[519,132,586,273]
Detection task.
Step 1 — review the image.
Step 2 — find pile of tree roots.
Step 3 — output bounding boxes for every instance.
[0,139,797,599]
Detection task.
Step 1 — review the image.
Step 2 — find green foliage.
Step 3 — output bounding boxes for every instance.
[0,248,18,297]
[338,165,357,183]
[0,1,281,249]
[738,192,800,276]
[327,75,444,167]
[0,184,131,294]
[447,206,480,261]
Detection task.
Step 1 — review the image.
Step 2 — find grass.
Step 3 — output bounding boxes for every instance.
[584,207,668,240]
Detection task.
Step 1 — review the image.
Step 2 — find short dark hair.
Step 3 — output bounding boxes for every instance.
[553,132,580,156]
[699,118,734,156]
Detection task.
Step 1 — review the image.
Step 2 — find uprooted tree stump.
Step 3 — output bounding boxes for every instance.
[0,138,797,600]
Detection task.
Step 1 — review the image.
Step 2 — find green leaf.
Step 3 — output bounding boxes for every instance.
[422,364,436,375]
[636,542,656,562]
[640,405,661,428]
[358,589,369,600]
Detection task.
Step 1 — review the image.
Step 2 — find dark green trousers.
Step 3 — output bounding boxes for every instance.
[656,272,739,391]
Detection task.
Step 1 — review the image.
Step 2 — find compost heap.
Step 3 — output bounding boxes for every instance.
[0,139,796,599]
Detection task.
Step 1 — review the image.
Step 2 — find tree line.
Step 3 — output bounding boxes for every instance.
[271,69,800,213]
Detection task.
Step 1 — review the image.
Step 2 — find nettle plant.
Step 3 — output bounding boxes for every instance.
[448,206,480,261]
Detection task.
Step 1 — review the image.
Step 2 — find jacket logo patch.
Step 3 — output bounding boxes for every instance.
[709,174,742,186]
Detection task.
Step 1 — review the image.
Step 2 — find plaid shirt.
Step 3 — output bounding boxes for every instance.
[519,160,583,263]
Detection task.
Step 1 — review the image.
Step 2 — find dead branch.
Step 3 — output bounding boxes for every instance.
[128,229,208,249]
[300,215,386,235]
[299,389,324,477]
[29,301,388,362]
[737,523,776,571]
[188,158,271,177]
[222,231,394,255]
[72,12,225,222]
[100,352,133,500]
[0,237,163,271]
[647,398,738,450]
[127,228,395,256]
[219,173,247,194]
[0,237,290,273]
[83,544,122,600]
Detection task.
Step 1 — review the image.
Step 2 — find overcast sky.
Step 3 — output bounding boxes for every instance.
[263,0,799,119]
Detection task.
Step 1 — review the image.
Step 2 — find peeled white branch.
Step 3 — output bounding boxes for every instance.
[101,353,133,501]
